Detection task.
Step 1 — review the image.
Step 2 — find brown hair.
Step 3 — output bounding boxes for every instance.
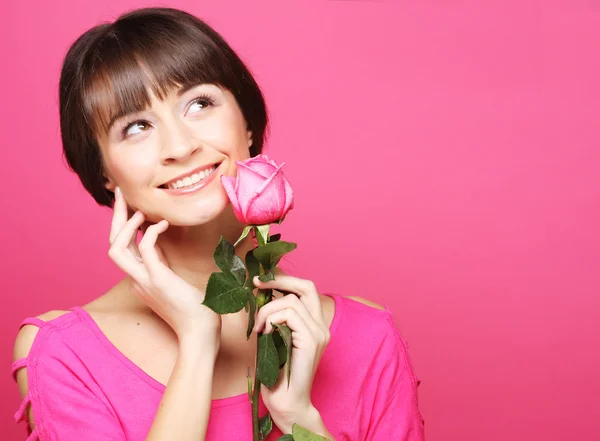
[59,7,269,208]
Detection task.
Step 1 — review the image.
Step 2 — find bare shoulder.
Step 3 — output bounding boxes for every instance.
[318,295,386,330]
[13,279,128,367]
[318,294,336,329]
[13,309,71,432]
[346,296,387,311]
[13,310,72,359]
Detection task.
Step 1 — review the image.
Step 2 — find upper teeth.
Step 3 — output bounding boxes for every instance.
[168,166,216,189]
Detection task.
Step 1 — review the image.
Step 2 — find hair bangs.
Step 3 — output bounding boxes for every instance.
[83,18,235,138]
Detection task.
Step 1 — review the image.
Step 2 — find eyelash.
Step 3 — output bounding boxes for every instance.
[119,93,216,139]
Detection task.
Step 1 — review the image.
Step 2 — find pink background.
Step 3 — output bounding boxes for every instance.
[2,1,599,440]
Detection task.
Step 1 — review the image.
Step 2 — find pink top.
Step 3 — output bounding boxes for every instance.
[12,293,425,440]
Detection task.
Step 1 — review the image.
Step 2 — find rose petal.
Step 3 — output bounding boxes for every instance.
[220,175,246,223]
[255,162,286,196]
[245,185,285,224]
[245,163,288,224]
[249,186,286,224]
[220,175,236,201]
[236,162,268,217]
[243,156,278,178]
[283,174,294,213]
[251,154,278,168]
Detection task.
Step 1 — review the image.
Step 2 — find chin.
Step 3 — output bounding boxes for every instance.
[164,193,231,227]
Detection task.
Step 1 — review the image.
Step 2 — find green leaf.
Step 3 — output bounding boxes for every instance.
[259,413,273,439]
[292,424,331,441]
[202,272,248,314]
[258,272,275,283]
[257,333,280,388]
[244,249,261,289]
[273,323,292,388]
[234,225,253,247]
[276,435,294,441]
[267,233,281,243]
[246,290,257,340]
[253,240,297,269]
[254,225,270,246]
[213,237,246,285]
[272,328,287,368]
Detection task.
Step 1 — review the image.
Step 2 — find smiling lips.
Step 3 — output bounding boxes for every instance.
[160,162,221,190]
[160,162,222,195]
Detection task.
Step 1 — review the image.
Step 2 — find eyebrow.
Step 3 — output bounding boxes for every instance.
[106,110,137,134]
[177,83,205,97]
[105,83,215,133]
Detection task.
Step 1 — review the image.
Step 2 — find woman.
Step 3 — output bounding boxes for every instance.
[11,7,424,441]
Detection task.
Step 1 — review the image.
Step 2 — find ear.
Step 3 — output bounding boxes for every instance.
[103,173,117,193]
[247,128,253,148]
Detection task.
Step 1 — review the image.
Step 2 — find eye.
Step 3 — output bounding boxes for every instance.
[121,121,151,138]
[186,94,215,115]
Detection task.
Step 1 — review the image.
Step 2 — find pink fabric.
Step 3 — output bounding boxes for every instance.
[12,293,424,440]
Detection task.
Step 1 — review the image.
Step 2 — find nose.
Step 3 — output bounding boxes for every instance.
[159,118,200,163]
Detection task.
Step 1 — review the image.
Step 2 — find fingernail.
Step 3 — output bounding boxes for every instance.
[115,187,121,198]
[253,276,260,284]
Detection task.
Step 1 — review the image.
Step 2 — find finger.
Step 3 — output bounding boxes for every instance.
[254,275,324,328]
[255,274,319,304]
[109,188,143,261]
[261,308,322,388]
[261,308,315,349]
[108,211,148,282]
[109,187,129,244]
[112,210,145,251]
[255,294,312,331]
[255,295,325,343]
[138,220,171,277]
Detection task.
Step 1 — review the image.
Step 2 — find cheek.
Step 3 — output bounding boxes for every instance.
[107,149,157,187]
[202,106,251,155]
[200,119,248,155]
[226,124,253,161]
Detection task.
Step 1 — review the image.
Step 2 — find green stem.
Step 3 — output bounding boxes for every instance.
[252,259,267,441]
[252,331,261,441]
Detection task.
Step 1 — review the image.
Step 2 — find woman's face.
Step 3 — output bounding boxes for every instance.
[98,83,253,226]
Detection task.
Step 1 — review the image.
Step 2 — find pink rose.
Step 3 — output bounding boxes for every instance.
[220,154,294,225]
